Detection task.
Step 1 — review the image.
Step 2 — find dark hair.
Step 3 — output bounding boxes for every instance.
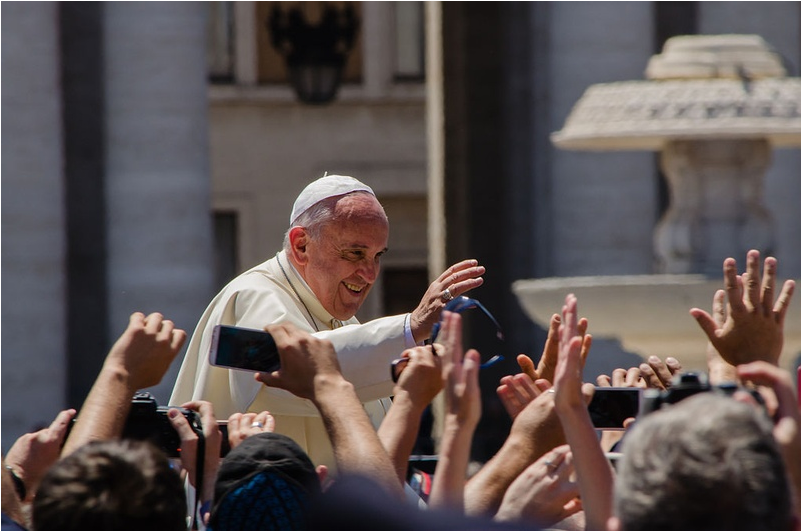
[32,440,187,531]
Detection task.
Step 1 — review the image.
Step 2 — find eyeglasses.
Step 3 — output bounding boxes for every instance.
[390,296,505,383]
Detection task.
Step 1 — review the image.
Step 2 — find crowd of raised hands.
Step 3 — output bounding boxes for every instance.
[2,249,799,531]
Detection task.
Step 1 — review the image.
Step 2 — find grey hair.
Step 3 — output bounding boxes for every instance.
[614,393,793,531]
[282,191,384,252]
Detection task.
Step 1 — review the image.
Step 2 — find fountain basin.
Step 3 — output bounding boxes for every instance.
[512,275,800,372]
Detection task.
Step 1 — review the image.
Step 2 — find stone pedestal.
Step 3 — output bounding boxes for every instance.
[512,276,801,374]
[655,139,774,274]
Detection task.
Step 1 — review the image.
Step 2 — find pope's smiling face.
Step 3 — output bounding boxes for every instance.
[292,193,389,320]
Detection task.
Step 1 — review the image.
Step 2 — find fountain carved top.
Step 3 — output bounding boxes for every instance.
[552,35,801,151]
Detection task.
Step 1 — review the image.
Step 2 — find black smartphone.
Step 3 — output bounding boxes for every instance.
[588,387,641,430]
[209,324,280,373]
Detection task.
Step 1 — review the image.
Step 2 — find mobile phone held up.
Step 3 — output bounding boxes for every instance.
[209,325,280,373]
[588,387,641,430]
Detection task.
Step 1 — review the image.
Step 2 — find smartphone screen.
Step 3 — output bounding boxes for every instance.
[588,387,641,429]
[209,325,280,373]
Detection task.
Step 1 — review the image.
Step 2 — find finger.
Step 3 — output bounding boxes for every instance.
[723,258,745,313]
[711,289,726,327]
[517,354,538,381]
[577,318,588,338]
[49,408,77,433]
[463,349,481,382]
[638,363,661,389]
[509,373,538,405]
[263,412,276,432]
[538,314,561,380]
[665,357,682,377]
[761,256,777,316]
[533,379,551,394]
[129,312,146,329]
[737,362,798,421]
[689,308,721,344]
[227,413,242,434]
[144,312,164,334]
[497,384,522,417]
[611,368,627,387]
[156,319,174,341]
[168,408,197,441]
[625,367,641,387]
[171,329,188,352]
[596,374,612,387]
[647,356,674,388]
[773,279,795,325]
[744,250,761,310]
[579,334,592,368]
[580,382,595,405]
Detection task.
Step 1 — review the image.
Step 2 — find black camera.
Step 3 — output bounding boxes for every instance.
[122,392,203,458]
[67,392,203,458]
[639,372,764,416]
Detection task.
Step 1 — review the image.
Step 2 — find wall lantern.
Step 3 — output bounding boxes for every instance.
[268,3,359,105]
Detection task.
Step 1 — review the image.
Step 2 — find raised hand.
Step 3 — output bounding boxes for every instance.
[409,259,485,343]
[495,445,582,527]
[497,372,543,419]
[552,294,613,531]
[518,313,591,384]
[226,411,276,450]
[105,312,187,391]
[690,250,795,366]
[5,408,76,501]
[429,312,481,510]
[255,322,344,401]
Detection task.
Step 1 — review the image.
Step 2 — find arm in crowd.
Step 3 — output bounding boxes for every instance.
[256,322,404,499]
[62,312,187,456]
[427,312,481,512]
[463,377,566,517]
[552,294,614,531]
[377,345,443,487]
[167,400,223,527]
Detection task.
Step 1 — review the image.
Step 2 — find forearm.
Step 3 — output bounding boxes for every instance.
[377,392,427,486]
[557,405,613,531]
[62,365,136,456]
[428,418,476,511]
[464,436,538,517]
[312,376,404,499]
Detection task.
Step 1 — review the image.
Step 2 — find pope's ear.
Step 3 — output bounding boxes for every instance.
[288,227,310,263]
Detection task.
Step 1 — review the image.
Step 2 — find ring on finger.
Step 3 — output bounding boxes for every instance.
[441,288,454,302]
[250,421,264,429]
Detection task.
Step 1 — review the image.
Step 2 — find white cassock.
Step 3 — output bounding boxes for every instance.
[170,250,415,468]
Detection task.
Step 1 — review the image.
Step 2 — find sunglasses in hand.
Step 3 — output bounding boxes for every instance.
[390,296,505,383]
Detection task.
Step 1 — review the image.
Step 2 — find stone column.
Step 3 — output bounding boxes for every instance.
[1,2,67,449]
[104,2,215,402]
[549,2,657,276]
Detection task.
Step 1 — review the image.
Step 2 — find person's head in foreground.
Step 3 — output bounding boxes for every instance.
[32,440,186,531]
[208,432,322,531]
[611,392,798,531]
